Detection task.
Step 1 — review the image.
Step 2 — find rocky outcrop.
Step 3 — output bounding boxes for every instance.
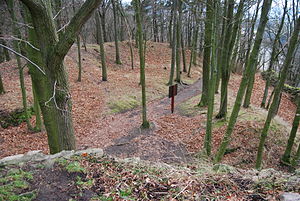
[0,148,103,167]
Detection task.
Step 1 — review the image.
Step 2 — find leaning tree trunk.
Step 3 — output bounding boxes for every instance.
[135,0,150,128]
[281,98,300,164]
[96,10,107,81]
[24,7,43,131]
[214,0,272,163]
[261,0,287,108]
[198,0,213,107]
[20,0,103,154]
[7,0,33,131]
[112,0,122,64]
[255,17,300,169]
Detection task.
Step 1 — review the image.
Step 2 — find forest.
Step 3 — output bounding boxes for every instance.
[0,0,299,200]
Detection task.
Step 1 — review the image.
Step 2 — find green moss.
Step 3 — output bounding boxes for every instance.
[108,96,139,114]
[178,95,205,117]
[284,84,300,90]
[0,107,34,129]
[66,162,86,173]
[0,168,35,201]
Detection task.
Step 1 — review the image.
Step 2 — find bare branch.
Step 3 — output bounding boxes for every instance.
[0,44,46,76]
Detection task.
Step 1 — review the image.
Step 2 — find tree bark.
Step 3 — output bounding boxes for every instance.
[204,0,218,156]
[175,0,182,83]
[96,10,107,81]
[167,0,177,86]
[135,0,150,128]
[282,98,300,164]
[198,0,213,107]
[0,72,5,94]
[112,0,122,64]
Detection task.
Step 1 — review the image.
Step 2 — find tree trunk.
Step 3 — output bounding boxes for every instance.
[216,0,244,119]
[181,34,187,73]
[112,0,122,64]
[24,7,43,131]
[261,0,287,108]
[76,36,82,82]
[167,0,177,86]
[72,0,82,82]
[0,72,5,94]
[135,0,150,128]
[255,17,300,169]
[204,0,218,156]
[20,0,103,154]
[281,98,300,164]
[96,10,107,81]
[175,0,182,83]
[7,0,33,131]
[187,24,199,77]
[198,0,213,107]
[214,0,272,163]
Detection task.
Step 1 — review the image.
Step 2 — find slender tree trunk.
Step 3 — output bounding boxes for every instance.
[216,0,244,119]
[72,0,82,82]
[76,36,82,82]
[181,35,187,73]
[7,0,33,131]
[135,0,150,128]
[0,72,5,94]
[175,0,182,83]
[256,17,300,169]
[167,1,177,86]
[187,25,199,77]
[198,0,213,107]
[96,10,107,81]
[24,7,43,132]
[261,0,287,108]
[281,98,300,164]
[214,0,272,163]
[204,0,218,156]
[112,0,122,64]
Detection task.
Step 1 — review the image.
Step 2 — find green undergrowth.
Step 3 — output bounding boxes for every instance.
[0,168,35,201]
[177,95,205,117]
[0,107,34,129]
[108,95,139,114]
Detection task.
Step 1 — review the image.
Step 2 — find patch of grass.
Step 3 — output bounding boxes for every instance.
[108,96,139,114]
[66,162,86,173]
[0,168,35,201]
[178,95,204,117]
[213,119,227,129]
[76,176,93,188]
[0,107,35,129]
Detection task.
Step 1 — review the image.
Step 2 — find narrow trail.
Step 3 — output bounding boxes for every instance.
[79,79,202,163]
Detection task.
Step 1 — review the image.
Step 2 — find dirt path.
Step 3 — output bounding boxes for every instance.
[80,79,202,163]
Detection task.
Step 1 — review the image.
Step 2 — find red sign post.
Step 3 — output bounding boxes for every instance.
[169,84,178,113]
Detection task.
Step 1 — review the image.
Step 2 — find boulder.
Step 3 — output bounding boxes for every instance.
[279,192,300,201]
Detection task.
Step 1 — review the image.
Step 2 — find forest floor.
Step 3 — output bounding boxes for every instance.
[0,41,298,172]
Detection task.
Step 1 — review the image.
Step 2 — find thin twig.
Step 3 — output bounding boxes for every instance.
[0,44,46,76]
